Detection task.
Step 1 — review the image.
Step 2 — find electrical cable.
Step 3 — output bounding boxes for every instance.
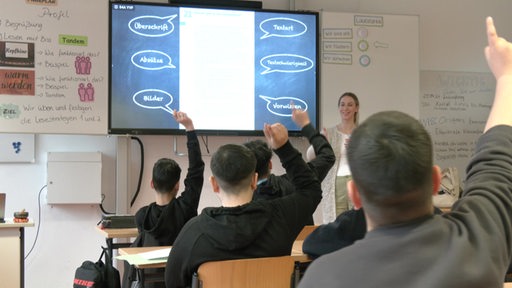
[25,184,46,260]
[99,193,114,215]
[130,136,144,207]
[200,135,210,154]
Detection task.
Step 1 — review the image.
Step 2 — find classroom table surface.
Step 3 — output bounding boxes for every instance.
[291,240,304,256]
[0,219,35,228]
[95,226,138,238]
[119,246,171,255]
[96,226,139,264]
[118,244,512,287]
[118,246,172,269]
[118,240,310,269]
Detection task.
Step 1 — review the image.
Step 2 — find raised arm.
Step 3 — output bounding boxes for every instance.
[264,122,322,235]
[484,17,512,131]
[460,18,512,278]
[173,111,205,215]
[292,108,335,181]
[173,110,195,131]
[263,122,289,150]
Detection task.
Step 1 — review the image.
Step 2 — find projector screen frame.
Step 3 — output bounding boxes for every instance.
[108,1,320,136]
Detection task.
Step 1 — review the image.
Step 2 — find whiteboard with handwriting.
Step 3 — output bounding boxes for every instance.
[0,0,107,134]
[419,70,494,180]
[319,11,419,128]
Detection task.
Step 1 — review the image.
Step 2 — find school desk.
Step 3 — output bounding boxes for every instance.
[96,226,138,262]
[118,246,171,269]
[118,242,311,288]
[0,219,34,288]
[118,240,310,270]
[118,246,171,287]
[118,244,512,288]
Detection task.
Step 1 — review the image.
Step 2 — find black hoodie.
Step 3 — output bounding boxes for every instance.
[165,140,323,288]
[252,123,335,225]
[134,131,205,247]
[122,131,204,288]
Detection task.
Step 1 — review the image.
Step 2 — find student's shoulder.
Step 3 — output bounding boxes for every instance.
[480,125,512,145]
[300,251,346,286]
[136,202,161,215]
[135,204,150,215]
[171,215,206,247]
[179,212,206,231]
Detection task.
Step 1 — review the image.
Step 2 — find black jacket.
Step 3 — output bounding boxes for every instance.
[253,123,335,225]
[134,131,205,247]
[123,131,204,288]
[165,140,323,288]
[303,207,445,259]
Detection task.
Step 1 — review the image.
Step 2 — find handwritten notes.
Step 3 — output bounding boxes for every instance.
[419,71,494,179]
[0,0,107,134]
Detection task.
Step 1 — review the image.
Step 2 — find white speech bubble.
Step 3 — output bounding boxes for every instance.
[131,50,175,70]
[260,17,307,39]
[260,54,314,74]
[128,15,177,37]
[259,95,308,117]
[133,89,174,114]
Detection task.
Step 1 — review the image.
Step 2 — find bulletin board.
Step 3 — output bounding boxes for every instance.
[0,0,107,134]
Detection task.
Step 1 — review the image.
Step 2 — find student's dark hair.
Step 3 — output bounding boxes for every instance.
[338,92,360,124]
[347,111,433,212]
[152,158,181,194]
[211,144,257,194]
[243,139,272,180]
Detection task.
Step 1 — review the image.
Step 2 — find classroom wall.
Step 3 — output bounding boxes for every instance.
[1,1,511,287]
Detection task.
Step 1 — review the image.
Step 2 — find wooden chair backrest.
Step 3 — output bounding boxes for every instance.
[197,256,295,288]
[295,225,318,241]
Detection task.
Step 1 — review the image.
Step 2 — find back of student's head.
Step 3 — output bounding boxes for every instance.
[211,144,257,194]
[347,111,433,217]
[152,158,181,194]
[243,139,272,180]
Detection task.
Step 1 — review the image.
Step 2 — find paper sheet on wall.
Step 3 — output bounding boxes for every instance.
[0,133,35,163]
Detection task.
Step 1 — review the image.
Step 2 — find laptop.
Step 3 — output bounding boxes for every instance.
[0,193,5,223]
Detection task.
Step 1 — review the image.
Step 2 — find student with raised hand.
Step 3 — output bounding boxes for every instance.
[123,111,204,288]
[299,17,512,288]
[134,110,204,246]
[164,110,322,288]
[243,108,335,225]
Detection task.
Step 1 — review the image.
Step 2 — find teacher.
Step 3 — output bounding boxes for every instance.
[321,92,360,223]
